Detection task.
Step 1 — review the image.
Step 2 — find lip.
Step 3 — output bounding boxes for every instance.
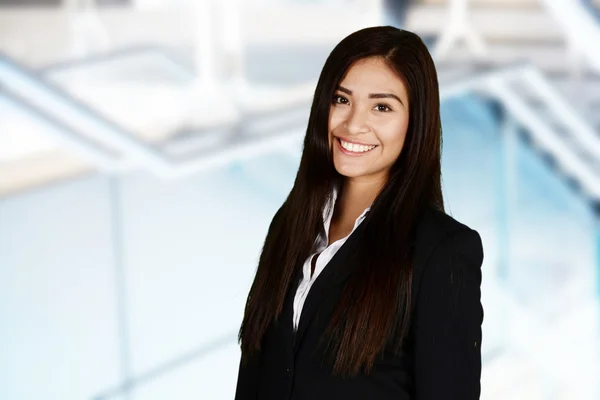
[334,136,378,147]
[335,137,378,156]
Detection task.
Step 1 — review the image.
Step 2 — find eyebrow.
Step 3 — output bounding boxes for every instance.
[337,86,404,106]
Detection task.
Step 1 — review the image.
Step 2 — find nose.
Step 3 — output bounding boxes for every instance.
[343,105,370,135]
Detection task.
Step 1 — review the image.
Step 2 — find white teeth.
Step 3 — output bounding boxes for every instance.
[340,139,376,153]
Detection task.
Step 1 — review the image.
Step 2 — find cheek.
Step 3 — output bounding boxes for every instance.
[378,118,409,154]
[328,107,344,145]
[328,107,345,132]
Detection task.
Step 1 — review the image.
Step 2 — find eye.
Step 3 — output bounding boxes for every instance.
[332,94,349,105]
[374,103,392,112]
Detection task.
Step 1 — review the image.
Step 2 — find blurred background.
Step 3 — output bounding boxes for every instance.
[0,0,599,399]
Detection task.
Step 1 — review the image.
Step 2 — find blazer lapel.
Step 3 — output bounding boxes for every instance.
[292,221,367,355]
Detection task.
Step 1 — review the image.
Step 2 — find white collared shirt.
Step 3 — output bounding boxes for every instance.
[292,189,370,331]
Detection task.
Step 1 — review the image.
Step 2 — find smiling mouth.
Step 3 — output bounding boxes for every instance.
[337,138,378,154]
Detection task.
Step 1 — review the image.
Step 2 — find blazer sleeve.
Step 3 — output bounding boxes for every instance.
[233,351,260,400]
[413,227,484,400]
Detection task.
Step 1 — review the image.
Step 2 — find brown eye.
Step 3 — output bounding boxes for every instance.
[333,95,348,104]
[375,104,392,112]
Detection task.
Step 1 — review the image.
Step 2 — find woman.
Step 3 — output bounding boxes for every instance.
[235,26,484,400]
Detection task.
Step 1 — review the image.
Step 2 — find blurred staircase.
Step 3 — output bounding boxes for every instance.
[409,0,600,132]
[409,0,600,210]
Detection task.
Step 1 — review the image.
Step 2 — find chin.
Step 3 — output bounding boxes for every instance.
[333,164,369,179]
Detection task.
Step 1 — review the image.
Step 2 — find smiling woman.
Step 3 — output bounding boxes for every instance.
[329,57,410,180]
[235,26,484,400]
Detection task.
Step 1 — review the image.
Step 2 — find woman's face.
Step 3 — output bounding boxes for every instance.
[328,57,410,182]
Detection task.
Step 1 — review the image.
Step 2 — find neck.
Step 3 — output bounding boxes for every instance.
[334,174,387,222]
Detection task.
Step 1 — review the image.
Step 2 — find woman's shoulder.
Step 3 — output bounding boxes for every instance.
[412,205,483,273]
[414,204,479,243]
[409,205,484,318]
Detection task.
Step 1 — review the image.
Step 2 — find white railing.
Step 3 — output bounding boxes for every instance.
[541,0,600,72]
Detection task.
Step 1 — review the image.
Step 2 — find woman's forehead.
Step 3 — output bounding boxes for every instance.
[339,58,408,100]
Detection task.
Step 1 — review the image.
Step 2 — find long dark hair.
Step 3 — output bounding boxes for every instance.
[238,26,443,377]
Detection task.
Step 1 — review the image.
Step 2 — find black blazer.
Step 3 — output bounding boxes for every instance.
[235,205,484,400]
